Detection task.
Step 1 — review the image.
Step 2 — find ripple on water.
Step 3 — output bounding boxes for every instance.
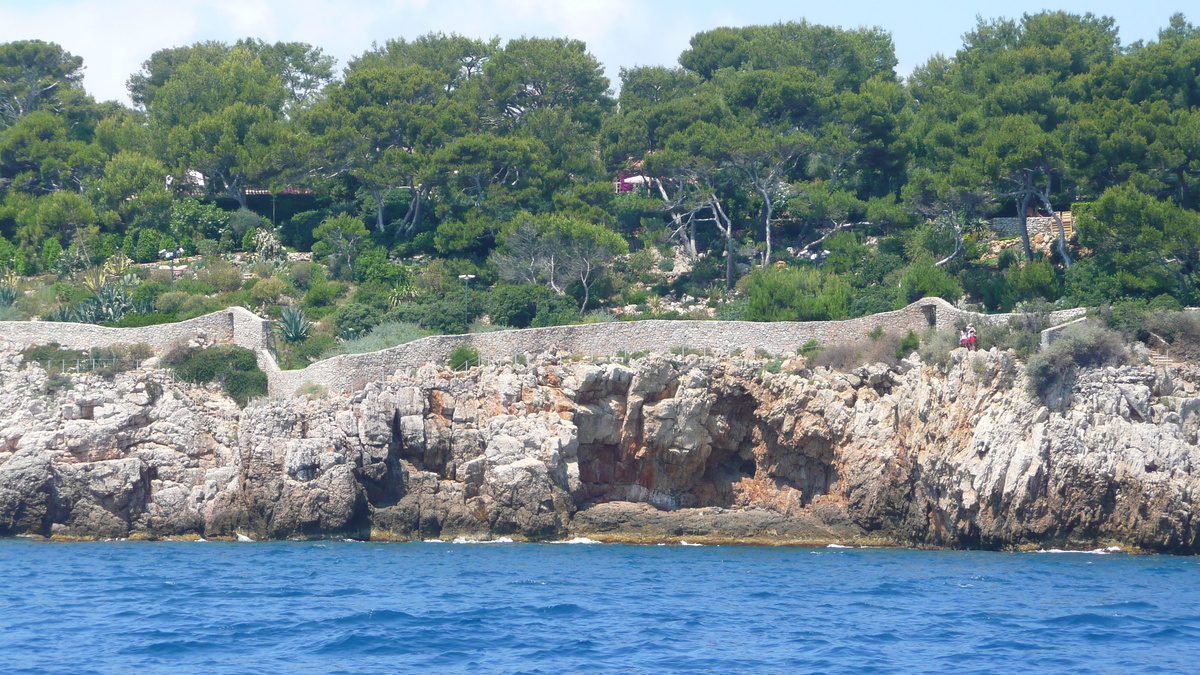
[1,541,1200,674]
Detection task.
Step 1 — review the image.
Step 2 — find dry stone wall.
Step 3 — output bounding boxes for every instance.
[0,299,1090,398]
[0,307,271,357]
[267,299,1087,396]
[991,214,1076,239]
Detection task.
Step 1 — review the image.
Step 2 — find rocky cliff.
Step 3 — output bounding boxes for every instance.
[2,344,1199,552]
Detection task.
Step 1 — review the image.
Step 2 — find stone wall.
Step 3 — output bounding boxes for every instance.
[0,307,270,357]
[0,299,1091,398]
[266,299,1088,396]
[990,212,1075,240]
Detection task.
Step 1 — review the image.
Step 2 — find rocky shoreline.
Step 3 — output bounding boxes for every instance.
[2,345,1198,553]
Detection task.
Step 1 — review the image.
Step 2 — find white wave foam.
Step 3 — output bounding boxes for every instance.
[1033,546,1121,554]
[451,536,515,544]
[423,539,447,543]
[679,540,703,546]
[826,544,853,549]
[552,537,601,545]
[236,533,254,543]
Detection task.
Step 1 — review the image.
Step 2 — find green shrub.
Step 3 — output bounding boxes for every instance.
[797,339,821,358]
[330,302,378,339]
[488,283,548,329]
[1009,258,1060,301]
[296,382,327,398]
[960,268,1013,312]
[848,285,898,317]
[281,333,335,369]
[155,291,190,314]
[350,280,393,312]
[195,261,243,293]
[918,329,962,371]
[173,279,218,295]
[895,331,920,360]
[532,294,581,327]
[1026,322,1128,401]
[387,297,483,334]
[165,344,268,406]
[971,356,990,380]
[42,372,73,394]
[249,276,290,305]
[131,282,170,306]
[326,321,431,357]
[898,255,962,304]
[743,266,849,321]
[1141,310,1200,361]
[289,261,318,290]
[1148,294,1183,312]
[449,344,480,371]
[303,280,346,307]
[21,343,151,377]
[811,334,902,371]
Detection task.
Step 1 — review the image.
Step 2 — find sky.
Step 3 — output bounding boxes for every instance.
[0,0,1192,104]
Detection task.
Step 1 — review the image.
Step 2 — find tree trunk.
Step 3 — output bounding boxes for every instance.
[369,188,386,232]
[221,173,247,209]
[711,198,735,290]
[934,223,963,267]
[1017,192,1033,260]
[762,199,774,268]
[409,187,424,233]
[1040,196,1074,268]
[579,274,590,314]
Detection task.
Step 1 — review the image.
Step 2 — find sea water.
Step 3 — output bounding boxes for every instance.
[1,540,1198,674]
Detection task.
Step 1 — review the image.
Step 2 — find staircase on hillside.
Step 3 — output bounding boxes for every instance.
[1147,330,1175,367]
[1148,348,1173,367]
[1056,211,1075,239]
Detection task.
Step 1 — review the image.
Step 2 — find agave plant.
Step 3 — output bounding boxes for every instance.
[77,266,110,294]
[278,305,311,343]
[0,286,17,308]
[62,284,136,324]
[45,305,75,322]
[388,280,417,308]
[132,299,157,315]
[104,251,134,277]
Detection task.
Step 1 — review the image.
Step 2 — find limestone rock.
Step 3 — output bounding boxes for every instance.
[4,346,1200,551]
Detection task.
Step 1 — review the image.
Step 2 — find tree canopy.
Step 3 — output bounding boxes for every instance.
[2,14,1200,336]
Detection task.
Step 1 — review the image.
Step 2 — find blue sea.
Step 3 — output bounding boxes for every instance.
[1,539,1198,674]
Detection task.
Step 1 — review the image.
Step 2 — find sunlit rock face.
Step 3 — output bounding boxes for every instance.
[3,344,1199,552]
